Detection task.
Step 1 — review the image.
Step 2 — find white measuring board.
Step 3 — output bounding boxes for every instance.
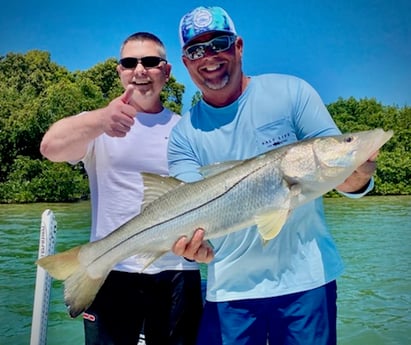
[30,209,57,345]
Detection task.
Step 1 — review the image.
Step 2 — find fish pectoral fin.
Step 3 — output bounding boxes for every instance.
[255,209,290,241]
[141,173,184,210]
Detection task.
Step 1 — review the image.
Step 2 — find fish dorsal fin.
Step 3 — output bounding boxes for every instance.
[141,173,184,210]
[199,160,245,178]
[255,208,290,242]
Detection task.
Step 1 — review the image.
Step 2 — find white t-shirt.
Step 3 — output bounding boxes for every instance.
[82,108,198,273]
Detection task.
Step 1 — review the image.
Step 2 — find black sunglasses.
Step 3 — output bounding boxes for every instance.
[184,35,237,61]
[119,56,167,69]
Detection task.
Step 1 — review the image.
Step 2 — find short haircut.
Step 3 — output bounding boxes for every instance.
[120,32,167,59]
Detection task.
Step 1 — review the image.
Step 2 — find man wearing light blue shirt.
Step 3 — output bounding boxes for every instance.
[170,6,378,345]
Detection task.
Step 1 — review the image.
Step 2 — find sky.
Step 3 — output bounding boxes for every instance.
[1,0,410,113]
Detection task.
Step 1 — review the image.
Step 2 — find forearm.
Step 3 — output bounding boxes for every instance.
[40,110,104,162]
[337,172,372,193]
[336,159,377,193]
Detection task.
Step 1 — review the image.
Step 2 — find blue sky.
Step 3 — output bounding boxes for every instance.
[1,0,410,113]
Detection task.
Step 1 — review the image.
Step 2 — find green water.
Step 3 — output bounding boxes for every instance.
[0,196,410,344]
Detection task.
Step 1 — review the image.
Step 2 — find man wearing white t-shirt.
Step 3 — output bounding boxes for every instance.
[40,32,202,345]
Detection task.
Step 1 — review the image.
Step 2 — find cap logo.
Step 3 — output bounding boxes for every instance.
[179,6,237,48]
[193,9,213,29]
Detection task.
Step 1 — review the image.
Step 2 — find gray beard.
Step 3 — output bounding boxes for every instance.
[205,75,229,90]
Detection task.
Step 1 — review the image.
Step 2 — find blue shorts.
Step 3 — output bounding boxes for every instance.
[196,280,337,345]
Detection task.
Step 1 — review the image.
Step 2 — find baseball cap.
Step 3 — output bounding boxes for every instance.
[179,6,237,48]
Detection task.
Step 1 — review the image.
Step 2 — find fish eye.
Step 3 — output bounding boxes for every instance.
[345,136,354,143]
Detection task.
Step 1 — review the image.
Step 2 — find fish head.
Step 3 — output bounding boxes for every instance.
[312,129,393,177]
[280,128,393,191]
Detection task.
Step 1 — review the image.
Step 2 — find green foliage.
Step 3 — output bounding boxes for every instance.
[74,58,123,99]
[0,156,89,203]
[191,90,202,107]
[0,50,71,96]
[327,97,411,195]
[161,75,185,114]
[0,51,74,179]
[0,50,409,202]
[0,50,185,203]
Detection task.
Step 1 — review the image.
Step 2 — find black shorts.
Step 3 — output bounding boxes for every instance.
[83,269,203,345]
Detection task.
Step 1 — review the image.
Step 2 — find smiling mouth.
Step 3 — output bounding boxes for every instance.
[200,62,225,73]
[131,80,151,86]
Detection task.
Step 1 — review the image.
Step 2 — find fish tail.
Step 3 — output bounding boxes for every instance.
[36,246,108,318]
[36,246,82,280]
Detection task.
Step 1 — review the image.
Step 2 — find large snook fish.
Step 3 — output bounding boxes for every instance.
[37,128,393,317]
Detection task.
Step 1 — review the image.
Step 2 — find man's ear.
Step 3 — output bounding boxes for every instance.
[183,56,192,69]
[116,64,122,77]
[164,63,172,80]
[235,37,244,55]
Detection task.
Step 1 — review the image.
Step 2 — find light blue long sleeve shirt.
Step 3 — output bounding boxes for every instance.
[168,74,372,301]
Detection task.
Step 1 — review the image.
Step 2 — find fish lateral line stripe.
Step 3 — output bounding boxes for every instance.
[90,165,267,263]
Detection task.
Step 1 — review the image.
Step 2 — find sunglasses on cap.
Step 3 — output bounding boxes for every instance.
[119,56,167,69]
[184,35,237,61]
